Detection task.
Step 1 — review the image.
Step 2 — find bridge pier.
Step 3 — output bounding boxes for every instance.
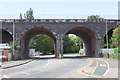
[20,39,29,59]
[55,39,60,58]
[60,37,63,58]
[55,34,63,58]
[94,38,106,57]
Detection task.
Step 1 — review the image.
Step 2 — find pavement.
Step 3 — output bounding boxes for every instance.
[1,59,34,69]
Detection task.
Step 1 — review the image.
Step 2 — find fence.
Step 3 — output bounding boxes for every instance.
[99,48,114,54]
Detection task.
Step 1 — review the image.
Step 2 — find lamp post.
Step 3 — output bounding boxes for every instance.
[106,20,109,58]
[13,20,15,56]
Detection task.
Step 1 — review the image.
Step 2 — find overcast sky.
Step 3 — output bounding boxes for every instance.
[0,0,119,19]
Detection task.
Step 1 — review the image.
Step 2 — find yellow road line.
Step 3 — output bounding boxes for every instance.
[78,58,104,78]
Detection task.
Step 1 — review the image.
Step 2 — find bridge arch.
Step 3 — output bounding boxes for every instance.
[104,27,117,48]
[63,27,96,56]
[0,28,13,43]
[20,27,57,59]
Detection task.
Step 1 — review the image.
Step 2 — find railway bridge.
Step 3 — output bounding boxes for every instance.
[0,19,118,59]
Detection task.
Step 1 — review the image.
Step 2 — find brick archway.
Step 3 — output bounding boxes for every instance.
[0,28,13,43]
[64,27,96,57]
[20,27,57,59]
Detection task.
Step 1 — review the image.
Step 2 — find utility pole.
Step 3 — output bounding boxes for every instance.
[106,20,109,58]
[13,20,15,56]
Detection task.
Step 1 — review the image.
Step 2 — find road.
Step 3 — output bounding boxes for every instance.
[2,58,90,78]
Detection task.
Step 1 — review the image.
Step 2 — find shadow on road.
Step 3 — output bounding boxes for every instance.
[30,55,94,60]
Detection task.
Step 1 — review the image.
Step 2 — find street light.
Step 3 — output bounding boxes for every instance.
[13,20,15,56]
[106,20,109,58]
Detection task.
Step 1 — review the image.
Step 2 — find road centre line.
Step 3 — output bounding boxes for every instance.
[21,72,31,75]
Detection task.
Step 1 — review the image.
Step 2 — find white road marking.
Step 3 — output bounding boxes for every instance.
[3,75,9,78]
[21,72,31,75]
[97,59,110,76]
[92,60,98,74]
[103,60,110,76]
[99,64,106,67]
[45,59,50,66]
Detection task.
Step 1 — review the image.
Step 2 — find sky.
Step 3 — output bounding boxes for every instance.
[0,0,119,19]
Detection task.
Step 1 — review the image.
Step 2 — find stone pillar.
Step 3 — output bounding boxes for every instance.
[20,39,25,59]
[55,34,64,58]
[95,38,105,57]
[100,39,105,48]
[95,39,101,57]
[84,42,91,56]
[55,40,60,58]
[60,37,63,58]
[20,39,29,59]
[55,34,60,58]
[25,41,29,59]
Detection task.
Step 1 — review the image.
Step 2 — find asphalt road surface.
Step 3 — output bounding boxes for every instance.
[2,58,90,78]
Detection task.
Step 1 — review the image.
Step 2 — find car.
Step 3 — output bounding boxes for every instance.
[0,55,7,62]
[47,52,53,55]
[39,52,43,55]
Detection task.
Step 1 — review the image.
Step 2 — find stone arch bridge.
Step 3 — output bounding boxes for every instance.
[0,19,118,59]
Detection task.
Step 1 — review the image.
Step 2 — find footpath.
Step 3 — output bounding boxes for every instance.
[82,58,118,78]
[1,59,34,69]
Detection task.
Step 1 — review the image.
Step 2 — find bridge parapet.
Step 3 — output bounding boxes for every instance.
[0,19,118,23]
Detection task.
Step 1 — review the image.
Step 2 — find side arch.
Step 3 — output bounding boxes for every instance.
[20,27,57,59]
[0,28,13,43]
[104,27,117,48]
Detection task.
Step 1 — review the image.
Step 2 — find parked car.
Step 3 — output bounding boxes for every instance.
[0,55,8,62]
[39,52,44,55]
[47,52,53,55]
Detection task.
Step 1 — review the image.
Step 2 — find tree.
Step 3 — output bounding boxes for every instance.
[24,8,34,20]
[63,35,70,53]
[29,34,55,54]
[110,23,120,48]
[63,34,83,53]
[87,15,104,20]
[9,42,20,53]
[19,13,22,19]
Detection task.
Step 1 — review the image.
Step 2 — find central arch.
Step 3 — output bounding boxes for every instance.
[20,27,56,59]
[64,27,96,56]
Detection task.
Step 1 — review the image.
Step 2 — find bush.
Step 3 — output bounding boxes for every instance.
[112,48,120,59]
[111,53,118,59]
[114,47,120,54]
